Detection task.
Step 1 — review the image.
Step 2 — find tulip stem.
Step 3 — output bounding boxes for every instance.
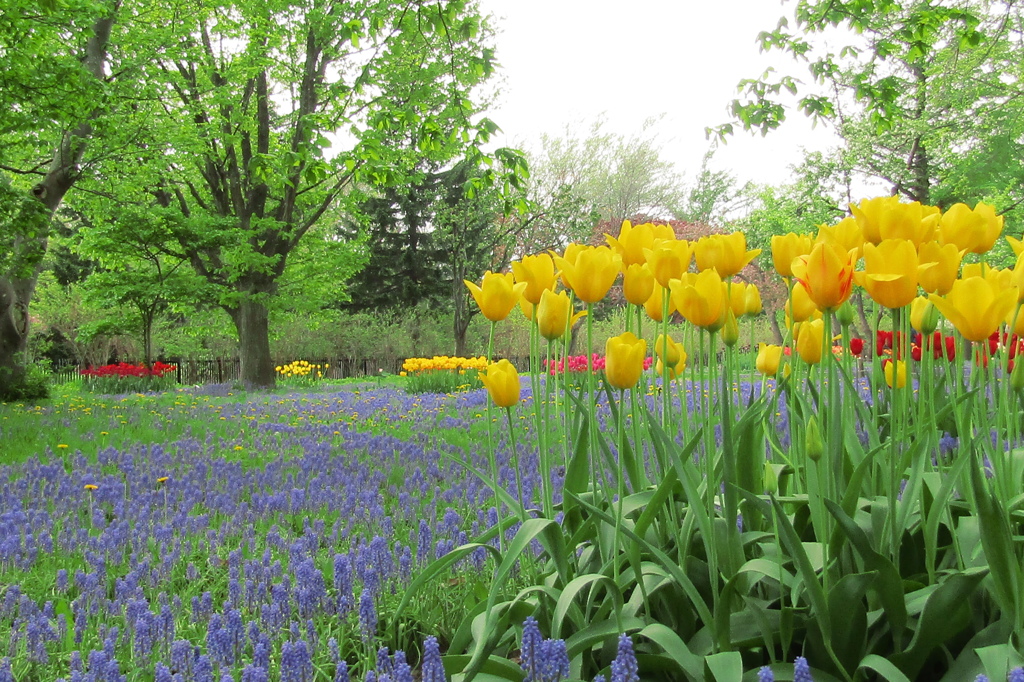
[486,320,503,553]
[504,408,528,525]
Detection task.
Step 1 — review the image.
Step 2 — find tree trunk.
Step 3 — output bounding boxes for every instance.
[0,277,33,391]
[769,310,784,344]
[227,296,276,388]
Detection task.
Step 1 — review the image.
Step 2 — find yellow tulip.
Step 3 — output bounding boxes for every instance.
[622,263,656,306]
[1007,235,1024,257]
[670,269,728,331]
[1006,302,1024,336]
[511,253,557,306]
[537,289,585,341]
[605,332,647,390]
[478,359,521,408]
[694,232,761,278]
[654,334,684,366]
[744,284,763,316]
[939,202,1002,254]
[785,282,819,323]
[655,357,687,381]
[721,308,740,347]
[850,196,939,246]
[884,360,907,389]
[772,232,814,278]
[790,241,855,312]
[554,243,587,289]
[643,284,677,322]
[464,272,527,322]
[795,318,824,365]
[816,217,865,259]
[961,263,1013,290]
[755,343,783,376]
[854,239,919,309]
[644,240,693,289]
[606,220,658,266]
[553,246,621,304]
[1012,253,1024,304]
[910,296,939,335]
[929,276,1018,342]
[726,280,748,318]
[916,241,963,295]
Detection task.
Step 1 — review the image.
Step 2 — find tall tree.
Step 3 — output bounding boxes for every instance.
[715,0,1023,213]
[0,0,119,395]
[87,0,519,387]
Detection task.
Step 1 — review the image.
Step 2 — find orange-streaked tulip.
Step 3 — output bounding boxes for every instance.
[622,263,655,306]
[464,272,527,322]
[478,359,520,408]
[744,284,763,316]
[790,241,855,312]
[929,276,1018,342]
[910,296,939,335]
[644,240,693,288]
[851,196,939,246]
[553,245,621,304]
[643,284,677,322]
[785,282,819,323]
[772,232,814,278]
[605,332,647,390]
[795,318,824,365]
[884,360,907,389]
[537,289,585,341]
[917,241,963,295]
[854,239,919,309]
[606,220,656,266]
[756,343,783,376]
[511,253,557,306]
[670,269,728,331]
[816,216,865,259]
[654,334,684,366]
[939,202,1003,254]
[694,232,761,278]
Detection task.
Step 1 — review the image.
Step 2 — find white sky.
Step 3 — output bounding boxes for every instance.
[476,0,846,190]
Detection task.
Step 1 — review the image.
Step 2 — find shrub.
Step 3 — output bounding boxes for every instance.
[0,361,51,402]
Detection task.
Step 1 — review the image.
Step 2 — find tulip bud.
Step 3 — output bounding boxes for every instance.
[744,284,763,316]
[721,309,740,347]
[1012,358,1024,392]
[763,461,779,494]
[805,415,823,463]
[836,301,856,327]
[910,296,939,335]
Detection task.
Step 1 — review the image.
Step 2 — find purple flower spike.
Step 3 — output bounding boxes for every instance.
[974,676,989,682]
[757,666,774,682]
[793,657,814,682]
[1009,668,1024,682]
[609,634,638,682]
[421,635,445,682]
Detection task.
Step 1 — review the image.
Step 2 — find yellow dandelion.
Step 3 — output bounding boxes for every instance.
[84,484,98,491]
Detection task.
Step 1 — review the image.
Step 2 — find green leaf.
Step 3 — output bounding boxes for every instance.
[704,651,743,682]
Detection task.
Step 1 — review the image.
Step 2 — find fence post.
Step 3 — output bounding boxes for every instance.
[217,357,223,383]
